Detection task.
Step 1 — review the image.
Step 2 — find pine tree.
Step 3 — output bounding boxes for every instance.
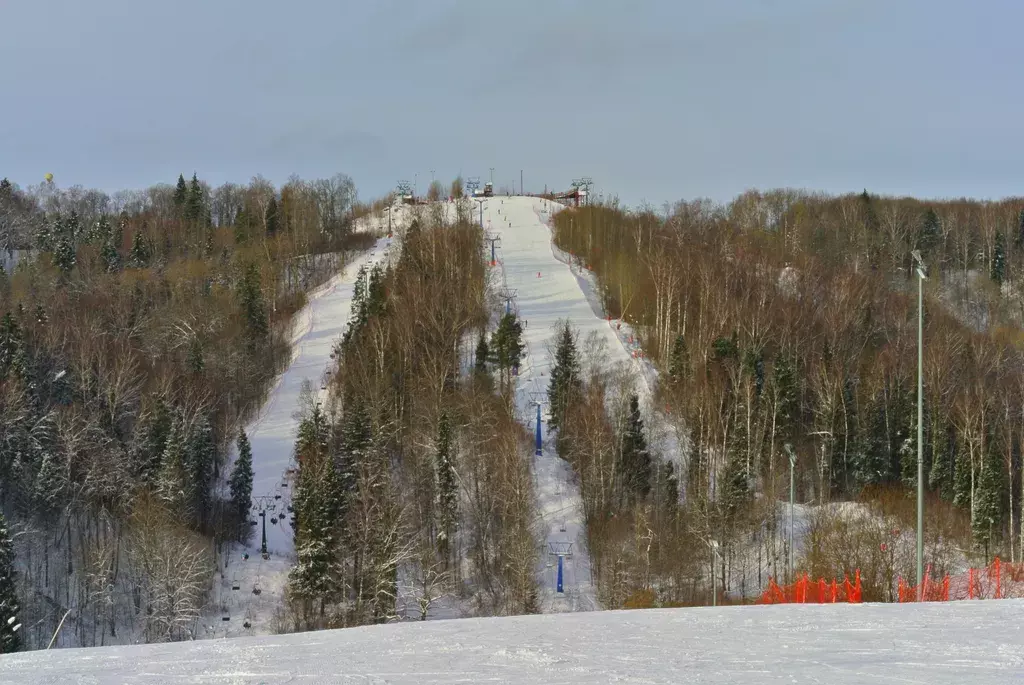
[771,355,798,443]
[156,416,189,512]
[185,173,203,224]
[992,231,1006,285]
[972,451,1004,553]
[0,511,21,654]
[474,332,489,376]
[230,430,254,524]
[618,394,652,504]
[185,414,216,526]
[928,420,955,500]
[101,234,122,272]
[265,196,280,236]
[548,323,581,431]
[919,208,941,254]
[173,174,188,209]
[238,262,269,353]
[128,230,150,268]
[952,446,972,509]
[289,405,343,614]
[489,312,524,389]
[0,312,22,380]
[856,394,890,486]
[656,460,679,513]
[667,332,688,382]
[133,399,171,486]
[435,412,458,562]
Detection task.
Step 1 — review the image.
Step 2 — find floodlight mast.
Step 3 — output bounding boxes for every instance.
[912,249,926,599]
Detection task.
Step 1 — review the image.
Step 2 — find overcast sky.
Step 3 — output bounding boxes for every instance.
[1,0,1021,207]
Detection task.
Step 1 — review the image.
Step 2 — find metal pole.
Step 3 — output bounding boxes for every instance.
[521,169,523,195]
[785,443,796,583]
[489,168,494,185]
[710,541,717,607]
[260,510,267,555]
[917,264,924,598]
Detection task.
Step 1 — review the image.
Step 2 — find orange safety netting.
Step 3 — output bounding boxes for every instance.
[899,557,1024,602]
[756,570,862,604]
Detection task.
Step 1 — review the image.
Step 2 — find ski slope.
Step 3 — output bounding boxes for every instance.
[204,206,410,638]
[6,600,1022,683]
[486,196,676,612]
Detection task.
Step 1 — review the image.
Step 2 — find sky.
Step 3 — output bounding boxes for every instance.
[1,0,1022,208]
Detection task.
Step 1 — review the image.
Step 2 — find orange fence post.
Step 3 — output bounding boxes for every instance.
[995,557,1001,599]
[818,579,826,603]
[942,575,949,601]
[969,568,975,599]
[831,579,838,603]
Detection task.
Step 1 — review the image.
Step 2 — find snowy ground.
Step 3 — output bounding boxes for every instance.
[201,204,415,639]
[6,600,1024,684]
[486,196,680,612]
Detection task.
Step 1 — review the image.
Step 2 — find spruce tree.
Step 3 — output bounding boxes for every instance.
[489,312,524,388]
[928,421,954,500]
[952,447,972,508]
[474,332,489,376]
[101,234,121,272]
[134,398,171,486]
[185,414,216,526]
[289,405,343,614]
[185,173,204,224]
[0,511,21,654]
[548,323,581,431]
[128,230,150,268]
[856,394,890,486]
[992,231,1006,285]
[156,416,189,513]
[667,332,688,382]
[919,208,941,254]
[238,262,269,353]
[265,196,280,236]
[657,460,679,512]
[972,452,1004,554]
[618,394,652,504]
[435,412,458,562]
[174,174,188,209]
[771,355,798,443]
[0,312,22,380]
[230,430,254,526]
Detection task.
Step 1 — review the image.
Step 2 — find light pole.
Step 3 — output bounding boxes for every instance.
[489,167,494,185]
[912,250,926,598]
[709,539,721,607]
[784,443,796,583]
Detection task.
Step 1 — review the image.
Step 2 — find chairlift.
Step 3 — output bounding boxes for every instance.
[287,505,294,513]
[281,482,288,487]
[222,616,230,622]
[261,553,270,561]
[243,620,252,629]
[274,494,282,500]
[232,584,240,591]
[252,587,262,596]
[270,517,278,525]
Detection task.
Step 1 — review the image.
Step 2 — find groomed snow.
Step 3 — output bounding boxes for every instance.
[5,600,1023,683]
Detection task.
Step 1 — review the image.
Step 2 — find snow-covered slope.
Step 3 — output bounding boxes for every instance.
[205,224,402,638]
[486,196,678,612]
[6,600,1022,684]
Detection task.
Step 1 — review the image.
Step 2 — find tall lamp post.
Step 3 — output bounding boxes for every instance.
[912,250,927,598]
[784,443,796,583]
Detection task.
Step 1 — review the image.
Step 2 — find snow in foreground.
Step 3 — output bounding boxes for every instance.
[4,600,1023,684]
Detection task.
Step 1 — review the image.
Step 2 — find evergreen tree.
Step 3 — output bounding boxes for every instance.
[918,208,941,254]
[186,336,204,374]
[185,414,216,526]
[474,332,489,376]
[618,394,652,504]
[156,416,189,512]
[289,404,343,614]
[174,174,188,209]
[771,355,798,443]
[992,230,1006,285]
[238,262,269,353]
[0,312,22,380]
[229,430,254,524]
[185,173,203,224]
[101,234,122,272]
[548,323,582,431]
[952,445,972,508]
[489,312,524,388]
[720,443,750,525]
[667,332,688,382]
[265,196,280,236]
[656,460,679,512]
[0,511,21,654]
[928,420,955,500]
[435,412,458,561]
[856,394,890,486]
[133,399,171,486]
[128,230,150,268]
[972,451,1004,554]
[1017,209,1024,249]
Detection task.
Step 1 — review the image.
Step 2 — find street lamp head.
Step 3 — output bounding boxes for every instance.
[911,250,927,279]
[784,442,796,467]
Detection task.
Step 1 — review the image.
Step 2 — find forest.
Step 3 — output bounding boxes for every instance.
[0,172,372,648]
[550,190,1024,605]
